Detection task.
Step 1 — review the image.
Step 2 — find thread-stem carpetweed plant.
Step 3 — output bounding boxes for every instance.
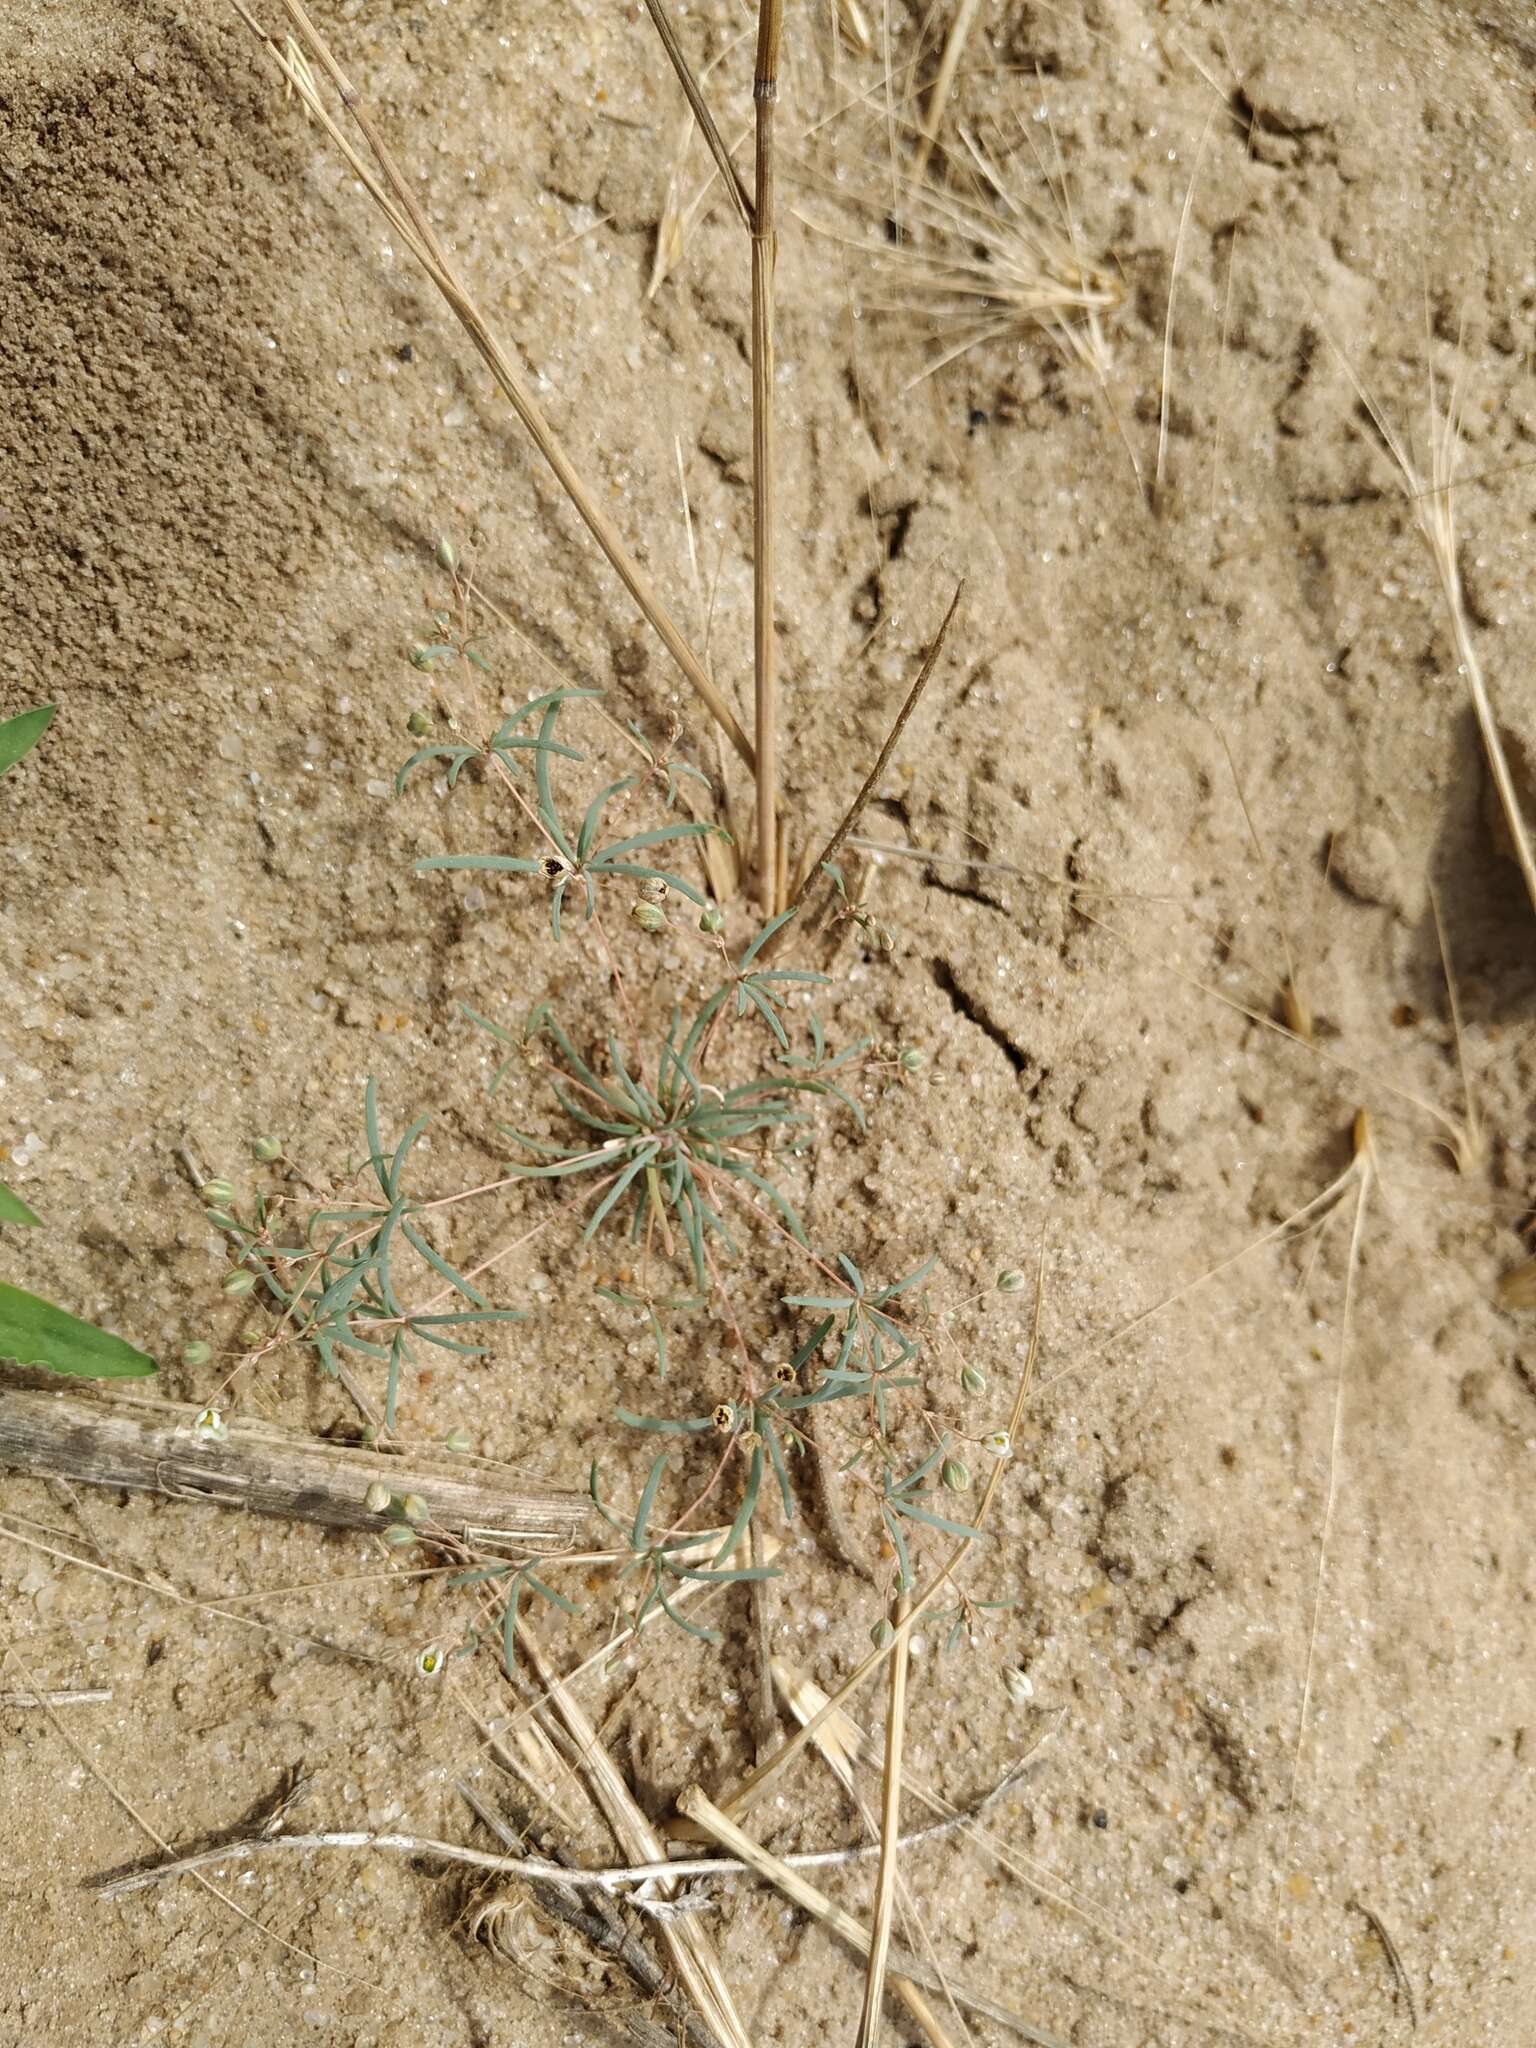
[185,570,1022,1699]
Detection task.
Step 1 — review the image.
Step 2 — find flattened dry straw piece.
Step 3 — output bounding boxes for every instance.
[229,0,757,779]
[677,1788,1069,2048]
[510,1613,754,2048]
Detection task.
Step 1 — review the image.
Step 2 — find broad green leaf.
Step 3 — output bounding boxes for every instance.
[0,1280,156,1378]
[0,1182,41,1228]
[0,703,55,777]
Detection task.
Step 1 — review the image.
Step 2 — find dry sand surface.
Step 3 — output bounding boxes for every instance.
[3,0,1536,2043]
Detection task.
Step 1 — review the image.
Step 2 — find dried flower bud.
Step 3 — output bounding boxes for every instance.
[639,876,669,903]
[712,1402,734,1434]
[772,1362,798,1388]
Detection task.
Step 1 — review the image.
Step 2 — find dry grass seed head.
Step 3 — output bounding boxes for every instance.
[809,119,1121,385]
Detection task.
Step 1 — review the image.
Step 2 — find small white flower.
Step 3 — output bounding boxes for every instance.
[416,1644,446,1679]
[193,1406,228,1443]
[981,1429,1013,1460]
[1004,1664,1034,1704]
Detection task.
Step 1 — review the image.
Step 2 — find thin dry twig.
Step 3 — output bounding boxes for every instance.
[91,1770,1024,1903]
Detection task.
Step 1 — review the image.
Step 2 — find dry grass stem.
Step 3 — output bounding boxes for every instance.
[855,1592,910,2047]
[0,1685,112,1708]
[1334,337,1536,914]
[232,0,757,778]
[1275,1119,1374,1929]
[790,585,962,950]
[677,1788,1068,2047]
[640,0,753,228]
[910,0,981,184]
[1428,881,1486,1174]
[752,0,785,907]
[511,1614,754,2048]
[459,1781,723,2048]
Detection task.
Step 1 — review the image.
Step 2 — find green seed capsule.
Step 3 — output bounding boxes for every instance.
[363,1481,393,1515]
[870,1618,895,1650]
[202,1179,237,1208]
[252,1135,282,1163]
[898,1047,925,1071]
[401,1493,430,1525]
[221,1269,256,1297]
[698,906,725,934]
[630,900,667,933]
[238,1324,265,1347]
[382,1524,417,1548]
[181,1340,213,1368]
[406,708,432,737]
[961,1364,986,1396]
[996,1269,1026,1294]
[941,1457,971,1492]
[442,1427,473,1455]
[408,643,435,672]
[434,536,458,573]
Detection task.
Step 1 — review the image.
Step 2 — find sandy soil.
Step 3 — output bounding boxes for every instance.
[4,1,1535,2044]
